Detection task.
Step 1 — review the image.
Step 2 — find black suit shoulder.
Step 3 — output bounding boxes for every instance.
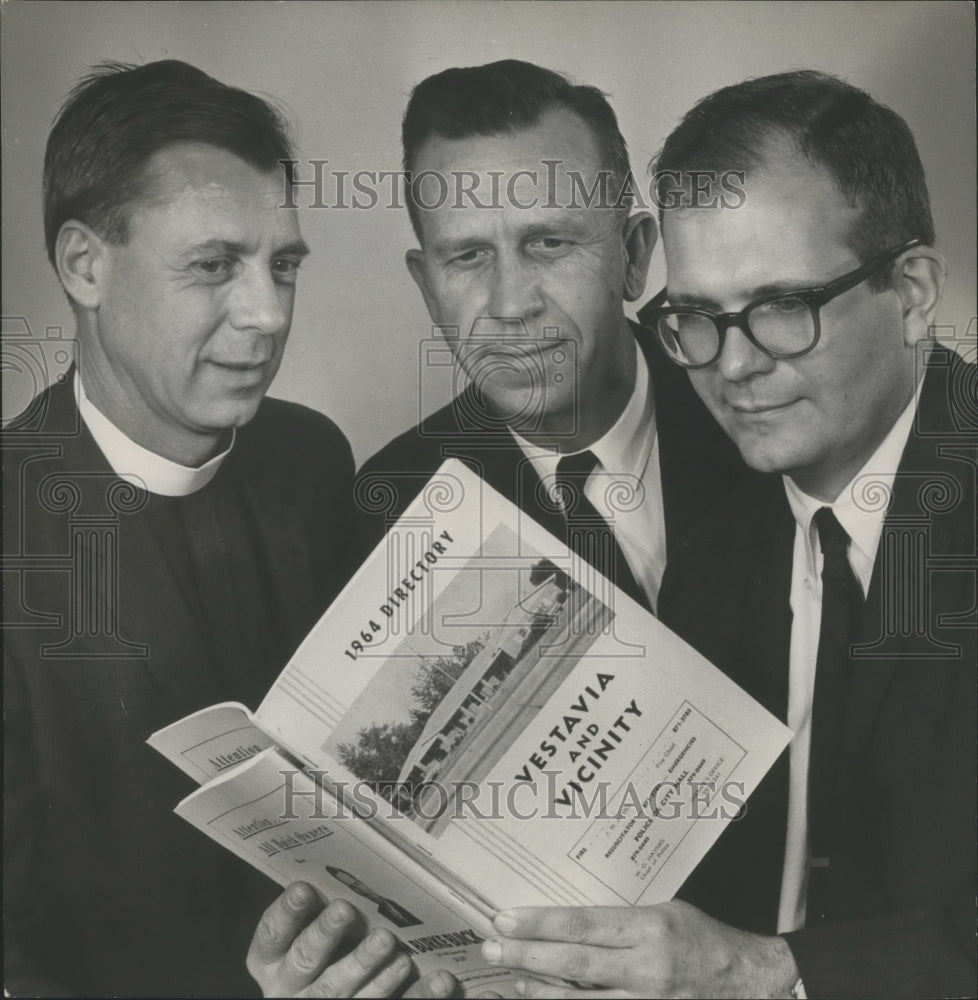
[359,389,482,477]
[241,395,354,478]
[246,394,350,446]
[354,390,517,556]
[239,395,358,616]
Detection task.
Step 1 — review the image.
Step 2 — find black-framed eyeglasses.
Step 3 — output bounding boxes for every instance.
[641,238,922,369]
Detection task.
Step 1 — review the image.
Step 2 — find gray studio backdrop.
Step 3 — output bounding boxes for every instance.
[2,0,974,465]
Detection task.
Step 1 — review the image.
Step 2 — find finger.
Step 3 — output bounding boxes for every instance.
[248,882,325,974]
[306,926,399,998]
[494,908,636,947]
[482,937,621,988]
[404,969,462,998]
[515,977,631,999]
[277,898,362,996]
[350,950,413,998]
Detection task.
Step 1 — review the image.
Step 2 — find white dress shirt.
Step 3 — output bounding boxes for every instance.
[511,340,666,612]
[75,373,233,497]
[776,387,921,933]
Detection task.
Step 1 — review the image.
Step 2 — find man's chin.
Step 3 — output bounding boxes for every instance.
[469,369,541,413]
[727,432,806,477]
[456,379,574,440]
[194,397,265,434]
[724,427,798,473]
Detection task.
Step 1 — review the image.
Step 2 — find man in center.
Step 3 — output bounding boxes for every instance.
[246,59,755,996]
[354,59,750,613]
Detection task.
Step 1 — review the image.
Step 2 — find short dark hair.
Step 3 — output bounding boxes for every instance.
[401,59,631,238]
[43,59,294,267]
[654,70,934,290]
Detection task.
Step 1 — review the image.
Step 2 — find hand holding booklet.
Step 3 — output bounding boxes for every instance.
[149,460,791,994]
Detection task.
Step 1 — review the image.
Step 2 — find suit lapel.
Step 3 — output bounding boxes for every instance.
[736,490,794,927]
[743,491,795,721]
[843,353,971,762]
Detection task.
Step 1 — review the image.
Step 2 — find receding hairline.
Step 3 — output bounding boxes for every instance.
[411,103,609,172]
[80,139,293,238]
[135,140,291,196]
[661,129,870,236]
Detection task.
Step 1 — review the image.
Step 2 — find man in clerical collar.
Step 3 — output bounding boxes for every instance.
[2,59,366,996]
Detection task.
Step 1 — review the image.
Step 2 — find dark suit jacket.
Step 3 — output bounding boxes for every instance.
[661,348,977,998]
[355,322,756,570]
[3,377,355,997]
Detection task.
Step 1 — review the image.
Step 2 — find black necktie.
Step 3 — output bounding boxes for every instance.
[807,506,862,922]
[554,451,649,612]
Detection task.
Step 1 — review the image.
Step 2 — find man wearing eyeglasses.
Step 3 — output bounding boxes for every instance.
[477,72,975,998]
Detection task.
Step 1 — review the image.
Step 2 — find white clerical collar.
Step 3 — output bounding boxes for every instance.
[511,338,656,484]
[783,381,921,577]
[74,372,234,497]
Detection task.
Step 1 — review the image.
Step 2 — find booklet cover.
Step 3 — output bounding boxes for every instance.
[150,459,791,992]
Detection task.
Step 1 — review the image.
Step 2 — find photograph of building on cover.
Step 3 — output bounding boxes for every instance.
[324,523,612,835]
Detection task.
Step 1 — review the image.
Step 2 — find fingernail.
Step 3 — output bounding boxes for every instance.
[325,902,347,927]
[494,911,517,934]
[515,979,527,996]
[431,969,454,997]
[388,953,411,976]
[366,930,392,956]
[287,883,310,907]
[482,939,503,964]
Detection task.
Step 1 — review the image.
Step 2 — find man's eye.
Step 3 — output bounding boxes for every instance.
[530,237,571,254]
[451,249,489,266]
[757,296,808,316]
[192,258,234,280]
[272,257,303,283]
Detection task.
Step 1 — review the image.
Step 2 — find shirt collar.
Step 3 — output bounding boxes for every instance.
[783,383,921,570]
[74,372,233,497]
[511,338,656,480]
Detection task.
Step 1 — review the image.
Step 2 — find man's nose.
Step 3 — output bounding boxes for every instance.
[716,323,776,382]
[229,267,290,336]
[486,254,545,321]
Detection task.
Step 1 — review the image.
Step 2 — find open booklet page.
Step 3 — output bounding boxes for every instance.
[255,459,792,911]
[174,746,514,992]
[148,702,274,783]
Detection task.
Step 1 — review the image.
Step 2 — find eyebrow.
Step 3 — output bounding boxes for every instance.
[276,239,312,258]
[430,236,481,258]
[181,238,311,258]
[430,220,586,258]
[668,279,818,310]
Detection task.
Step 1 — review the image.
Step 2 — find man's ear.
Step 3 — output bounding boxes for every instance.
[893,246,946,347]
[55,222,107,311]
[622,211,658,303]
[405,249,439,322]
